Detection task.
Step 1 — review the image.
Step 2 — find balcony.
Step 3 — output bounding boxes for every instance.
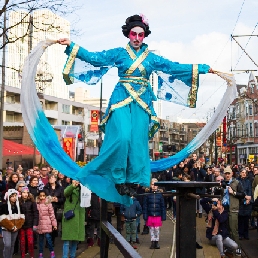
[160,137,169,142]
[159,126,167,131]
[169,128,179,134]
[179,130,186,135]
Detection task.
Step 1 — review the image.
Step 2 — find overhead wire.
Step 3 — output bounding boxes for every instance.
[177,0,247,122]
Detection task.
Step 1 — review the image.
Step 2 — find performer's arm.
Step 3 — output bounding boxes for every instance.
[58,38,119,67]
[151,53,211,75]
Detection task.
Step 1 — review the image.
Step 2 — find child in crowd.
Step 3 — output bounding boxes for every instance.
[19,186,39,258]
[120,196,142,249]
[36,190,57,258]
[0,189,25,258]
[143,178,166,249]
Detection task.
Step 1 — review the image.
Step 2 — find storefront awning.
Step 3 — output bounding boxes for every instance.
[3,139,40,156]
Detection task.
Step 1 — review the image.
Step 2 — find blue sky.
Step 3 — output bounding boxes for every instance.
[66,0,258,122]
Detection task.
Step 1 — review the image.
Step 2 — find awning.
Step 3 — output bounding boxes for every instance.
[3,139,40,156]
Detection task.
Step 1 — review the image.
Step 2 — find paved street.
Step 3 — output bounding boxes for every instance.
[1,211,258,257]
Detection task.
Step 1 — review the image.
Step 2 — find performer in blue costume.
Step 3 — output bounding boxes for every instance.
[58,14,213,200]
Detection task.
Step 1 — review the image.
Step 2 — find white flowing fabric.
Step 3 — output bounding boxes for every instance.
[21,40,237,204]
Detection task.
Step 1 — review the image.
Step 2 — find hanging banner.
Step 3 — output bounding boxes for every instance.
[90,110,99,132]
[216,131,222,147]
[63,138,75,160]
[223,116,227,145]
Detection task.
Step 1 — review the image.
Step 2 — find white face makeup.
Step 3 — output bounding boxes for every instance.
[129,26,145,51]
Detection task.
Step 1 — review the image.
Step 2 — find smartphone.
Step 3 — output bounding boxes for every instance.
[213,201,217,206]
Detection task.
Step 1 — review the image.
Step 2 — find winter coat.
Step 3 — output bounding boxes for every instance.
[121,197,142,221]
[88,193,100,221]
[0,203,25,231]
[143,190,166,221]
[20,194,39,229]
[27,184,39,199]
[228,178,245,212]
[36,197,57,234]
[61,184,85,241]
[44,183,64,210]
[0,180,6,201]
[238,177,252,217]
[200,198,229,240]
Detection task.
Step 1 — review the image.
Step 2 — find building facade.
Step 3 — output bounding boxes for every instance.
[227,73,258,165]
[7,10,70,99]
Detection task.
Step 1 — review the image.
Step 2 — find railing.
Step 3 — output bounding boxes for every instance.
[100,199,141,258]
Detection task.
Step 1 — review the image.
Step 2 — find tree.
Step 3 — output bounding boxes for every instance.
[0,0,78,50]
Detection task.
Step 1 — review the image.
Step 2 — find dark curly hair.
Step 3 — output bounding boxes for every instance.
[122,14,151,38]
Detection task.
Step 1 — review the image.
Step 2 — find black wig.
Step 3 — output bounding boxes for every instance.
[122,14,151,38]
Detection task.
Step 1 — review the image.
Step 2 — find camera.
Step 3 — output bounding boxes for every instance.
[213,201,217,206]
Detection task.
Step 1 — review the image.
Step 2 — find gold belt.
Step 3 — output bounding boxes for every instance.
[119,76,148,86]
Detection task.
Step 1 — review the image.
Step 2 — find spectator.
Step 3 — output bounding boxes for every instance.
[237,169,252,240]
[7,172,19,190]
[36,190,57,258]
[16,181,26,194]
[44,174,64,245]
[57,173,69,188]
[33,170,44,190]
[40,166,49,186]
[221,166,245,256]
[0,189,25,258]
[25,168,34,183]
[62,180,85,258]
[3,167,14,182]
[19,186,39,258]
[201,198,238,258]
[121,196,142,249]
[143,178,166,249]
[28,176,39,198]
[252,166,258,195]
[86,193,101,247]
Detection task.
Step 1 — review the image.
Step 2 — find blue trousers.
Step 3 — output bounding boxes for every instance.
[38,233,53,254]
[62,240,78,258]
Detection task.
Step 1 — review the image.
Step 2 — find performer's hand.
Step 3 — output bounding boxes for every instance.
[57,38,71,46]
[208,68,214,73]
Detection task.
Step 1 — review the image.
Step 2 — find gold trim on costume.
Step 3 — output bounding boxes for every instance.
[187,64,198,108]
[63,44,80,85]
[125,44,148,76]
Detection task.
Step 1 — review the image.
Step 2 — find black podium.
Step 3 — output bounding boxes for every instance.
[155,181,220,258]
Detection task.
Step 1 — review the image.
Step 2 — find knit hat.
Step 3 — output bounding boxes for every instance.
[21,186,29,193]
[224,166,232,174]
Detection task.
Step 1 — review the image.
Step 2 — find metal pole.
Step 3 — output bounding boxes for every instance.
[0,8,7,170]
[214,107,218,165]
[99,78,109,257]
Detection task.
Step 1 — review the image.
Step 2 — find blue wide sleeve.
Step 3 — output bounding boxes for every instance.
[151,53,210,75]
[65,42,120,67]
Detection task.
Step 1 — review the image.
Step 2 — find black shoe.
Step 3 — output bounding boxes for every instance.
[150,241,155,249]
[239,236,243,240]
[136,238,140,244]
[154,241,160,249]
[196,242,203,249]
[199,213,202,218]
[141,225,149,235]
[244,237,250,240]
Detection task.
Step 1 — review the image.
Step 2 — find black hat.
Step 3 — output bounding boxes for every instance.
[122,14,151,38]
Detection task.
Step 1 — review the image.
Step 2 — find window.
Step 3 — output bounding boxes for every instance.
[255,123,258,137]
[250,123,253,137]
[62,104,70,114]
[249,105,253,116]
[62,120,70,125]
